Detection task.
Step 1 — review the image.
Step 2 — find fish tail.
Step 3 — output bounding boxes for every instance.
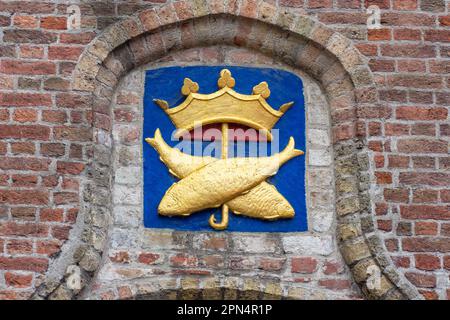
[145,128,167,152]
[279,137,304,164]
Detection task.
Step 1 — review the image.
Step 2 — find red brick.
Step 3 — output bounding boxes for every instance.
[318,279,351,290]
[409,91,433,104]
[11,174,38,187]
[387,75,443,89]
[3,29,57,44]
[318,12,366,24]
[444,256,450,270]
[411,123,435,136]
[405,272,436,288]
[384,188,409,202]
[369,59,395,72]
[397,60,426,72]
[382,12,435,26]
[413,190,438,203]
[375,202,388,215]
[0,222,48,237]
[442,190,450,203]
[392,256,410,268]
[424,30,450,43]
[12,109,37,123]
[415,254,441,271]
[307,0,332,8]
[0,93,52,107]
[10,207,35,221]
[377,219,392,231]
[420,290,439,300]
[117,286,133,299]
[388,155,409,168]
[397,139,447,154]
[40,208,64,222]
[375,172,392,184]
[53,192,78,205]
[51,225,71,240]
[323,260,344,275]
[42,175,58,187]
[400,172,450,186]
[109,251,130,264]
[0,2,55,14]
[393,28,421,41]
[48,46,83,61]
[386,238,399,252]
[412,157,435,169]
[393,0,417,10]
[0,190,49,205]
[403,238,450,252]
[13,15,38,28]
[439,15,450,26]
[4,272,33,288]
[137,252,160,265]
[401,205,450,220]
[19,45,44,58]
[0,157,49,171]
[355,44,378,56]
[368,141,383,152]
[65,208,78,224]
[6,239,33,254]
[0,60,55,75]
[397,106,448,121]
[170,254,197,267]
[381,44,435,58]
[291,257,318,274]
[374,154,384,168]
[44,77,70,91]
[368,29,391,41]
[379,90,407,103]
[56,161,85,175]
[366,0,390,9]
[258,257,285,271]
[40,16,66,30]
[42,110,67,124]
[0,125,50,140]
[10,142,35,155]
[415,222,438,236]
[59,32,96,44]
[0,256,48,273]
[36,240,61,257]
[53,126,92,142]
[41,143,66,157]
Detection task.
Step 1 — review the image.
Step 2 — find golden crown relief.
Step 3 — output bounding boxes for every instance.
[147,69,304,230]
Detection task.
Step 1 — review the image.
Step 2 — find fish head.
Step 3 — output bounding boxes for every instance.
[158,191,190,216]
[275,200,295,218]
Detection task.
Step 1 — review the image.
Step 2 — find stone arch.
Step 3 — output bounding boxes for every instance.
[32,0,420,300]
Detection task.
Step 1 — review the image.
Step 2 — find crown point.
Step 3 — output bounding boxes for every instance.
[253,81,271,99]
[181,78,199,96]
[153,99,169,110]
[218,69,235,88]
[279,101,294,113]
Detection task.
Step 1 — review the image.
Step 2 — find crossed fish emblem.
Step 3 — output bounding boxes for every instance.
[145,69,304,230]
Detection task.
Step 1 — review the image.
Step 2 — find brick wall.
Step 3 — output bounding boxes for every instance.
[0,0,449,300]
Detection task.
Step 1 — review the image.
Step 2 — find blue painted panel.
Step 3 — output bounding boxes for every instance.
[143,66,307,232]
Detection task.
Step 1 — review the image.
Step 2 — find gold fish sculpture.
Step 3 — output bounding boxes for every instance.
[145,129,303,219]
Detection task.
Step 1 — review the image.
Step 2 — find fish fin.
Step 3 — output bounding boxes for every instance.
[168,169,180,179]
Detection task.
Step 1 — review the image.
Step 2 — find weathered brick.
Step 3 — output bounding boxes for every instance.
[0,256,48,273]
[403,238,450,252]
[4,272,33,288]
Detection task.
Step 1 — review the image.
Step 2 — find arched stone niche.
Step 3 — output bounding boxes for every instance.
[32,1,420,300]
